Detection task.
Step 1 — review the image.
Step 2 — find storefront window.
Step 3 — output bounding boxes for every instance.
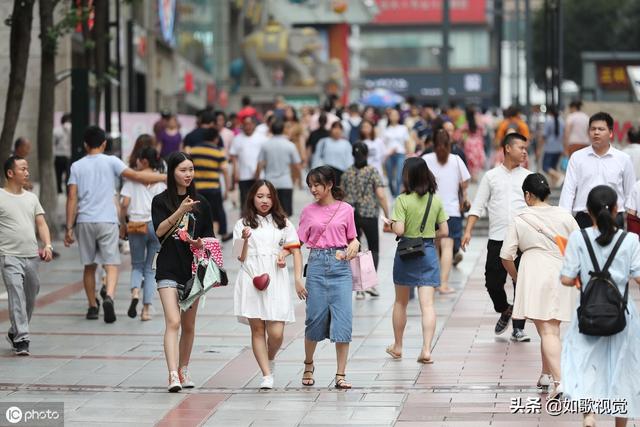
[361,30,442,69]
[361,28,489,70]
[450,30,490,68]
[175,0,216,73]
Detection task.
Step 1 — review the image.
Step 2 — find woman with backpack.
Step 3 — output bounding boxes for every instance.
[560,185,640,427]
[499,173,578,393]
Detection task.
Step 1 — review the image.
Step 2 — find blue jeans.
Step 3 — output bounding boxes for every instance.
[385,153,405,197]
[129,222,160,305]
[305,248,353,343]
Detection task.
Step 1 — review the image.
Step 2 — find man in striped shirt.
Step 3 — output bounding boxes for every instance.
[191,128,232,241]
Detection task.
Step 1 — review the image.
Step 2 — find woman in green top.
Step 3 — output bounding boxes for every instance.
[384,157,449,364]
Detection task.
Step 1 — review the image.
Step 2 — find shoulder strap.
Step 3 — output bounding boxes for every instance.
[418,193,434,233]
[309,201,342,247]
[580,229,600,273]
[602,231,627,273]
[158,216,182,247]
[519,215,557,245]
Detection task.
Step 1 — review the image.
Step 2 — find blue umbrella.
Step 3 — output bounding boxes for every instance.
[360,88,404,108]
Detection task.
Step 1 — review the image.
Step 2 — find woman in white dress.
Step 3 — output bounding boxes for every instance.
[233,180,304,389]
[500,173,578,394]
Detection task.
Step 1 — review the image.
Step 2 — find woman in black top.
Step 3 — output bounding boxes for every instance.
[151,152,213,392]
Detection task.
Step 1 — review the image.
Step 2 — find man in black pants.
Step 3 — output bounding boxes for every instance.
[462,133,532,342]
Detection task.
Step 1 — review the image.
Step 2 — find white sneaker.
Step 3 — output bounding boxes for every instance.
[179,366,195,388]
[355,291,366,300]
[259,374,274,390]
[168,371,182,392]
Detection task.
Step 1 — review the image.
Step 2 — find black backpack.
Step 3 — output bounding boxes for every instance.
[578,230,629,337]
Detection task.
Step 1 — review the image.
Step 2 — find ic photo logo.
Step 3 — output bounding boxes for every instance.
[5,407,22,424]
[2,404,62,426]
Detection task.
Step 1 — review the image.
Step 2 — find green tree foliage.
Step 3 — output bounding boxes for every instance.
[532,0,640,86]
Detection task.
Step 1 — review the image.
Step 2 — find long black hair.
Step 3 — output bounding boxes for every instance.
[465,106,477,134]
[306,166,346,200]
[522,173,550,201]
[352,142,368,169]
[402,157,437,196]
[586,185,618,246]
[165,152,198,213]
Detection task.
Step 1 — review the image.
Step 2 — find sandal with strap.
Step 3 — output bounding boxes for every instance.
[302,360,315,386]
[334,373,352,390]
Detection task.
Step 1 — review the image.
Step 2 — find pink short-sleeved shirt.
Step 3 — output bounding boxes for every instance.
[298,201,357,249]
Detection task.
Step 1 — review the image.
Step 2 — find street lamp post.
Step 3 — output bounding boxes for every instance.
[442,0,450,107]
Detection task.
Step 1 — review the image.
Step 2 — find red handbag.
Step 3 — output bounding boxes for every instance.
[252,273,270,291]
[627,213,640,235]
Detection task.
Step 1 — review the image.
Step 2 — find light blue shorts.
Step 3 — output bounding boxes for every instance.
[305,248,353,343]
[157,279,179,290]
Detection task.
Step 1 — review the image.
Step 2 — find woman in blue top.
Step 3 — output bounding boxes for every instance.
[312,122,353,185]
[560,185,640,427]
[538,106,565,188]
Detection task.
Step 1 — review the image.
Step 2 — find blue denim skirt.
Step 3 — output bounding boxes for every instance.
[305,248,353,343]
[392,238,440,287]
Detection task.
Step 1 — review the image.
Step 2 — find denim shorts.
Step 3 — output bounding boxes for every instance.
[305,248,353,343]
[157,279,179,290]
[393,239,440,287]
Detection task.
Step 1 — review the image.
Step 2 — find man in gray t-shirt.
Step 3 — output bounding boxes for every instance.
[0,156,53,356]
[255,119,302,216]
[65,126,165,323]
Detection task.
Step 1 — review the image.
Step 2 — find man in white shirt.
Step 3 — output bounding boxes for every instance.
[559,112,635,229]
[622,126,640,182]
[461,133,531,342]
[423,129,470,294]
[229,116,267,210]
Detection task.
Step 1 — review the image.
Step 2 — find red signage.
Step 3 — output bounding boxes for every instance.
[597,64,630,90]
[374,0,486,24]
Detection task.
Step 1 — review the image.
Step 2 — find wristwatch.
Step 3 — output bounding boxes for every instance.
[45,244,53,251]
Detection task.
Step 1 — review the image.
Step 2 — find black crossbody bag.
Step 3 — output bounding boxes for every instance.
[396,193,433,260]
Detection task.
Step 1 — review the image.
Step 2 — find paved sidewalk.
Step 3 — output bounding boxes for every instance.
[0,188,638,426]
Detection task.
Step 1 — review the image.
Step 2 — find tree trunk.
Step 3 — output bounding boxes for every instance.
[37,0,58,235]
[0,0,36,173]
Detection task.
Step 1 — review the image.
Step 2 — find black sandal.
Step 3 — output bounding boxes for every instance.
[302,360,315,386]
[334,373,351,390]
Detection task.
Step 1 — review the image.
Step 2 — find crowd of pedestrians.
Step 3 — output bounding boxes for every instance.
[2,95,640,426]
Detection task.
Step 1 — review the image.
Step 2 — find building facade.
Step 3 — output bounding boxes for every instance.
[356,0,496,107]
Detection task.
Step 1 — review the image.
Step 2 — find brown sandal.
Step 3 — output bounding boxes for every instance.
[334,373,351,389]
[302,360,315,386]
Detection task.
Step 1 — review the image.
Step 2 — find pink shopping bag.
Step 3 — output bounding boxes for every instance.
[351,250,378,291]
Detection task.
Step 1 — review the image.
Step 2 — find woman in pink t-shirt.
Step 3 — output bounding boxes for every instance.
[297,166,360,389]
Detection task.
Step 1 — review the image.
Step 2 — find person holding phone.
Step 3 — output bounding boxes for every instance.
[151,152,214,392]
